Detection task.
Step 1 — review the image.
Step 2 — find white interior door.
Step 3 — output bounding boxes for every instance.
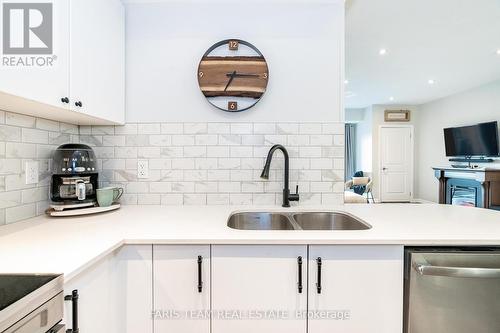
[379,126,413,202]
[211,245,307,333]
[153,245,210,333]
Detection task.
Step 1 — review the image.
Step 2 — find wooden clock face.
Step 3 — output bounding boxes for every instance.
[197,39,269,112]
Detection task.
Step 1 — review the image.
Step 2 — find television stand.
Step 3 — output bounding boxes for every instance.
[449,157,494,168]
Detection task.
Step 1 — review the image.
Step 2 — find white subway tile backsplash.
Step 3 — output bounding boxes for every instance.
[92,126,114,135]
[207,193,229,205]
[103,135,126,146]
[299,123,322,134]
[207,123,230,134]
[184,193,206,205]
[161,123,183,134]
[0,125,21,142]
[184,146,206,158]
[36,118,59,132]
[231,123,253,134]
[5,203,36,223]
[0,118,345,224]
[184,123,207,134]
[161,194,183,205]
[49,133,71,145]
[276,123,299,135]
[60,123,79,134]
[138,194,161,205]
[6,142,36,158]
[172,135,195,146]
[137,147,161,158]
[219,134,241,146]
[115,124,138,135]
[6,112,35,128]
[195,135,218,146]
[138,123,161,134]
[253,123,275,134]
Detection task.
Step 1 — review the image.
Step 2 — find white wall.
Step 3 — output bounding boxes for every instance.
[125,0,344,122]
[371,105,418,199]
[415,80,500,202]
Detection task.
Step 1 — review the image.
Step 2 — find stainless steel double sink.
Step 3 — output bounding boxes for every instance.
[227,211,371,231]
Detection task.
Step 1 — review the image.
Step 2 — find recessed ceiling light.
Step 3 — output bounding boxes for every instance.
[496,49,500,55]
[379,49,387,55]
[389,96,394,101]
[428,79,435,85]
[344,79,349,85]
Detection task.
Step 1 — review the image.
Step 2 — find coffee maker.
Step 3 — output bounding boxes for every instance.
[50,144,99,211]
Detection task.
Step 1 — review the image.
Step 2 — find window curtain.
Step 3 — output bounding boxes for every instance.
[344,123,356,181]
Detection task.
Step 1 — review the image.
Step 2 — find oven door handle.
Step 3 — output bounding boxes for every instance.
[413,261,500,279]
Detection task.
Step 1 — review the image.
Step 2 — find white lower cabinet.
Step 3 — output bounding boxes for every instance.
[63,244,402,333]
[153,245,211,333]
[211,245,308,333]
[63,245,153,333]
[308,245,404,333]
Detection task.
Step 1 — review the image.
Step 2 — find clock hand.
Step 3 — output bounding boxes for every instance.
[226,72,260,78]
[224,70,236,91]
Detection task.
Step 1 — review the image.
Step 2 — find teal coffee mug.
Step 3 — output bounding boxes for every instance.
[97,187,123,207]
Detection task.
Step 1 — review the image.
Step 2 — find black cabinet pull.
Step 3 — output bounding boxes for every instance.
[297,256,303,293]
[64,289,79,333]
[316,257,322,294]
[197,255,203,293]
[75,101,83,107]
[61,97,69,104]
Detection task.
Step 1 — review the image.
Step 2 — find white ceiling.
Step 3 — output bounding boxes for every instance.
[345,0,500,108]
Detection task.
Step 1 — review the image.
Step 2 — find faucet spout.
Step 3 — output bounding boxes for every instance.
[261,144,299,207]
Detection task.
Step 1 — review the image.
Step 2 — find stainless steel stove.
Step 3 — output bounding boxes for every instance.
[0,274,64,333]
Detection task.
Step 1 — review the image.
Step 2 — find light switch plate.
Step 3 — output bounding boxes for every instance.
[25,161,39,184]
[137,160,149,179]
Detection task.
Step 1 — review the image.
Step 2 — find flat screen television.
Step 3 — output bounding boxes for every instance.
[444,121,499,157]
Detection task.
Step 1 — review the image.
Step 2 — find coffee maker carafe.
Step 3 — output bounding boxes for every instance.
[50,144,99,211]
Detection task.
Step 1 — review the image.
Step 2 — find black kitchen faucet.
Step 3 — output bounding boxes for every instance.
[260,144,300,207]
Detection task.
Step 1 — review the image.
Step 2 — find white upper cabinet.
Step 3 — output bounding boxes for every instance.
[0,0,124,125]
[154,245,211,333]
[0,0,70,109]
[69,0,125,124]
[308,245,404,333]
[211,245,308,333]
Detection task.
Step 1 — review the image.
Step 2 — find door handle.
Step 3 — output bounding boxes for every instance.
[413,261,500,279]
[316,257,322,294]
[382,167,387,171]
[64,290,79,333]
[297,256,303,294]
[197,256,203,293]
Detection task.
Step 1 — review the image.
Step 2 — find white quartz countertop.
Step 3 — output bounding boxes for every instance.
[0,204,499,281]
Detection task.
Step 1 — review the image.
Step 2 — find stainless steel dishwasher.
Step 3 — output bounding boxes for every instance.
[404,248,500,333]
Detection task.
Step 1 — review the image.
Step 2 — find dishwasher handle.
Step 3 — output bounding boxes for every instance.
[413,261,500,279]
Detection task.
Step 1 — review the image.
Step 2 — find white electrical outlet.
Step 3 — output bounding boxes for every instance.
[137,160,149,179]
[25,161,39,185]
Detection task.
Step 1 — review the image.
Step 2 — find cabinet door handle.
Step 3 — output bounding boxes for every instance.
[197,255,203,293]
[75,101,83,107]
[297,256,303,293]
[64,289,79,333]
[316,257,322,294]
[61,97,69,104]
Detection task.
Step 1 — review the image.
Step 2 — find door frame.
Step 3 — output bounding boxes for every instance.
[378,125,414,202]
